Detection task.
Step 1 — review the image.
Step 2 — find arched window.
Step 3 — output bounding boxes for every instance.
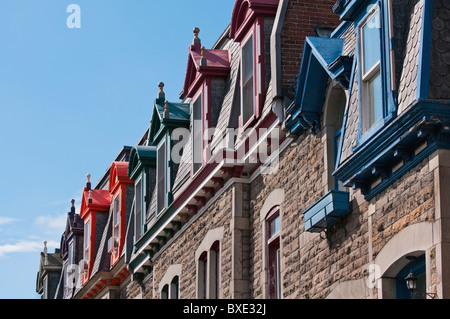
[197,241,220,299]
[161,284,169,300]
[266,207,280,299]
[195,228,224,299]
[198,251,208,299]
[259,189,284,299]
[159,264,182,299]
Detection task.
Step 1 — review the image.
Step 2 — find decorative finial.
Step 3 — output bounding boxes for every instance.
[163,100,170,119]
[88,190,92,204]
[201,46,207,66]
[43,241,48,265]
[86,173,91,191]
[158,82,165,100]
[70,199,75,215]
[193,27,201,45]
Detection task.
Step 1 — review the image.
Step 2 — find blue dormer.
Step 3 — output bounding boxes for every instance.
[285,36,352,136]
[334,0,450,200]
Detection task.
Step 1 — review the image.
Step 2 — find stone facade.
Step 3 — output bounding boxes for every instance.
[43,0,450,300]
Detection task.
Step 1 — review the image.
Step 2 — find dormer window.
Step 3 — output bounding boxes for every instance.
[157,139,166,215]
[229,0,279,129]
[192,93,203,175]
[84,219,90,264]
[181,30,231,177]
[241,33,255,125]
[359,7,382,134]
[112,195,120,250]
[135,177,143,239]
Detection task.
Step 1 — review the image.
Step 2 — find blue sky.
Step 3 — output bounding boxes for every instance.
[0,0,235,299]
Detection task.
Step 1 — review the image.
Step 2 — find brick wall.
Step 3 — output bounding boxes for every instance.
[280,0,340,99]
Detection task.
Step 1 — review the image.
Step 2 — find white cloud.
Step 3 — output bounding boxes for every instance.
[0,217,18,226]
[0,240,59,258]
[34,214,67,233]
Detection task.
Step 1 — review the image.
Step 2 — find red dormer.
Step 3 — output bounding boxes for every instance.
[79,174,110,285]
[230,0,279,129]
[229,0,279,42]
[108,161,133,266]
[182,28,231,99]
[182,28,231,177]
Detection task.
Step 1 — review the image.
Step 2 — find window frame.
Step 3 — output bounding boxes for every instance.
[359,6,383,135]
[134,177,143,241]
[113,194,120,241]
[266,207,281,299]
[156,139,167,216]
[239,18,265,131]
[84,219,90,263]
[241,32,255,127]
[192,91,204,177]
[355,0,398,148]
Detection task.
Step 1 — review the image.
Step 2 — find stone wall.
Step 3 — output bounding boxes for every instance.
[150,188,233,299]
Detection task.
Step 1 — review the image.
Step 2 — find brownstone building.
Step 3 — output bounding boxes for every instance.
[42,0,450,300]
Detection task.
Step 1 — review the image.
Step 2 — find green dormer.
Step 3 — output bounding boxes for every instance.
[149,82,190,217]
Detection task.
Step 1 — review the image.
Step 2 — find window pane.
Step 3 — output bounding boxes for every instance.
[242,35,255,124]
[242,36,253,84]
[114,196,120,226]
[192,96,202,174]
[362,10,381,75]
[242,80,254,123]
[157,141,166,214]
[135,180,142,238]
[364,69,383,132]
[269,215,280,238]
